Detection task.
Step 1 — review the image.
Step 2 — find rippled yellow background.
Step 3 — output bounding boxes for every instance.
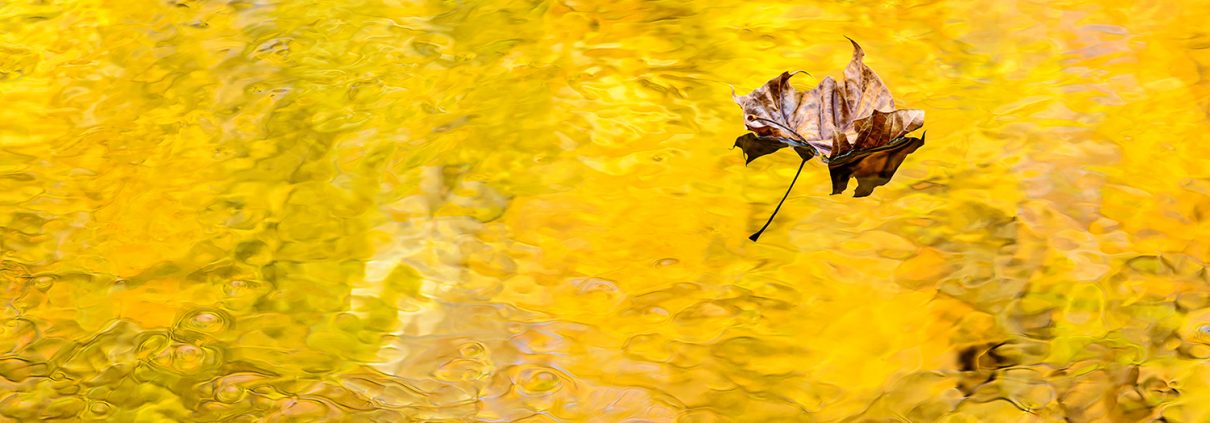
[3,0,1210,421]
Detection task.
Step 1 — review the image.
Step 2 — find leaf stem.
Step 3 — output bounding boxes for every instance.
[749,158,807,242]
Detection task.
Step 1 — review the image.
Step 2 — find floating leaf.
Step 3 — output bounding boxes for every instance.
[731,39,927,241]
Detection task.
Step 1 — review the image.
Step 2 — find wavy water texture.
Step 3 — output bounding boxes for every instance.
[2,0,1210,421]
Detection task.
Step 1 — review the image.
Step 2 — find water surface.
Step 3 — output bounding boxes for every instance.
[2,0,1210,421]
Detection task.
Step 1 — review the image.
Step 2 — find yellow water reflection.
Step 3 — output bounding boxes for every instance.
[2,0,1210,421]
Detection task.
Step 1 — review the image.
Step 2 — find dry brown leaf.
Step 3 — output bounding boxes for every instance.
[731,38,927,240]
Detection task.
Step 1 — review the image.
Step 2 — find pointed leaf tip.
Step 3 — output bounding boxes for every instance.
[786,70,812,79]
[846,37,864,58]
